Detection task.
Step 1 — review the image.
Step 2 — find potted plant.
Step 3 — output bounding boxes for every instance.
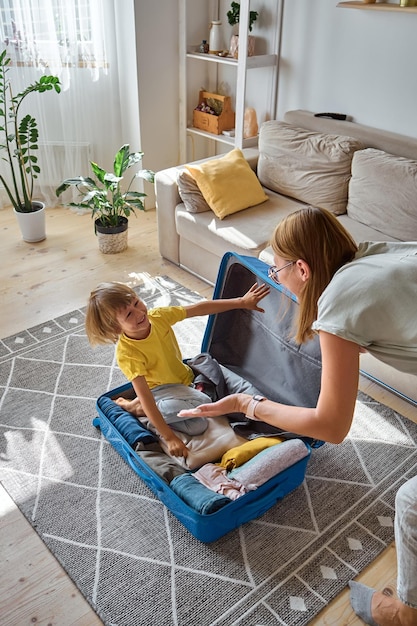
[227,1,259,58]
[56,144,155,254]
[0,49,61,242]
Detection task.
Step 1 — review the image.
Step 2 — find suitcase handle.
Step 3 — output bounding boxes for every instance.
[125,447,165,496]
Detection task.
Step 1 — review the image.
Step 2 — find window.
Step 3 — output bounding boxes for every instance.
[0,0,107,69]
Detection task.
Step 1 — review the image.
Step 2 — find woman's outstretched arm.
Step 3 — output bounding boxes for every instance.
[178,332,360,444]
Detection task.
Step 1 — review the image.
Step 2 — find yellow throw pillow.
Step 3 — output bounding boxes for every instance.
[186,148,268,219]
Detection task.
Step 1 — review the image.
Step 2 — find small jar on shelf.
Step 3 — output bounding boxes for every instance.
[199,40,209,53]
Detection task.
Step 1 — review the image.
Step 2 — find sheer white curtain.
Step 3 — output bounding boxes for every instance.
[0,0,136,208]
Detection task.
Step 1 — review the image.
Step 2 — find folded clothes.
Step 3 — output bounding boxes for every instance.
[229,438,309,490]
[159,416,247,470]
[97,397,157,447]
[170,472,232,515]
[193,463,248,500]
[135,442,188,484]
[218,436,285,471]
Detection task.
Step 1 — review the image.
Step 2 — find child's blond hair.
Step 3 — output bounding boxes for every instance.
[85,282,139,345]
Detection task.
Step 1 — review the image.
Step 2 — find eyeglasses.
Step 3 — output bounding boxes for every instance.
[268,261,294,285]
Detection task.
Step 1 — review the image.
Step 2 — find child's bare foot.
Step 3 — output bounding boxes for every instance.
[115,397,146,417]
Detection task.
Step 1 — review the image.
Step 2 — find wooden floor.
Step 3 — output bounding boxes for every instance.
[0,206,402,625]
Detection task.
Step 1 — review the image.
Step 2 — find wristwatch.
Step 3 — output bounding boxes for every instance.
[245,394,267,420]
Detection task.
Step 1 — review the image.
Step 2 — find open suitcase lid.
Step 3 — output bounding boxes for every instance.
[202,252,322,415]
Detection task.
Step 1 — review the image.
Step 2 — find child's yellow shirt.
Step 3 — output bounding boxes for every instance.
[116,306,194,388]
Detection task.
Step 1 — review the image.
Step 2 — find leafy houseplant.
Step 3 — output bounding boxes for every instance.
[227,2,259,32]
[56,144,155,254]
[0,48,61,238]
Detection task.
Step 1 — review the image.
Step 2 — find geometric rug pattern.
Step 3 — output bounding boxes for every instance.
[1,274,416,626]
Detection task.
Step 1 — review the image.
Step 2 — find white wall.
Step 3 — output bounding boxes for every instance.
[133,0,179,203]
[276,0,417,136]
[134,0,417,179]
[115,1,140,153]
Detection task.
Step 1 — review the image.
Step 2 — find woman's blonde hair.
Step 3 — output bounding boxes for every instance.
[85,282,139,345]
[271,206,358,344]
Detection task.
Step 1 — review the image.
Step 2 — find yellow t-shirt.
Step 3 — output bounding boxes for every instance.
[116,306,194,388]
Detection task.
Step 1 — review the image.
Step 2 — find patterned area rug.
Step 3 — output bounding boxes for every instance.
[1,275,417,626]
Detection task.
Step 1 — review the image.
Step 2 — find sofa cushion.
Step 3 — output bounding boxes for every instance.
[177,169,211,213]
[257,121,364,215]
[175,190,306,257]
[186,148,268,219]
[347,148,417,241]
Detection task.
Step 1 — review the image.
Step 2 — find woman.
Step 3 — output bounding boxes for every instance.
[179,206,417,443]
[178,206,417,626]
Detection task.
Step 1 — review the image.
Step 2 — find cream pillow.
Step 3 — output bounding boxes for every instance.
[257,121,364,215]
[177,169,211,213]
[186,148,268,220]
[347,148,417,240]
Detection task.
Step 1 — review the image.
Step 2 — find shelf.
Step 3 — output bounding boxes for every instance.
[186,52,278,69]
[337,2,417,12]
[179,0,282,160]
[186,126,259,149]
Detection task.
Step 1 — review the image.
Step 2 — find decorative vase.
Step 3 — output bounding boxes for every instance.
[13,201,46,242]
[229,34,255,59]
[209,20,224,55]
[95,217,128,254]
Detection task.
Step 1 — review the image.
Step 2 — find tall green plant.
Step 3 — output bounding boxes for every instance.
[56,144,155,228]
[0,49,61,212]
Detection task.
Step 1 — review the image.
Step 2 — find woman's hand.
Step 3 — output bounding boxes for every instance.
[241,282,270,312]
[178,393,248,418]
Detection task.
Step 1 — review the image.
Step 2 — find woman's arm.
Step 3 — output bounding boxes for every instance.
[131,376,189,457]
[184,282,270,318]
[178,332,360,444]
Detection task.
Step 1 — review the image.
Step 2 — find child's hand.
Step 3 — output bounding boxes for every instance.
[241,282,270,312]
[164,433,189,458]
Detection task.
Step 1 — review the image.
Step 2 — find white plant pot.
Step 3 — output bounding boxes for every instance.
[13,202,46,242]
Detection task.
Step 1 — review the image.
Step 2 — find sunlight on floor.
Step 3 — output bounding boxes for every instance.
[3,417,74,503]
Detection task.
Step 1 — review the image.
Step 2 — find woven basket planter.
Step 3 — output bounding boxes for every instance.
[95,217,128,254]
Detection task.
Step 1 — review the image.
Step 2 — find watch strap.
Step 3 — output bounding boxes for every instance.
[245,394,266,420]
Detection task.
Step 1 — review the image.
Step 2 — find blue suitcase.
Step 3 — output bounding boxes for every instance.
[93,253,323,542]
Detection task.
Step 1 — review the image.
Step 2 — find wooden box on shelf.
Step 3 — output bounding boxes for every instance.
[193,90,235,135]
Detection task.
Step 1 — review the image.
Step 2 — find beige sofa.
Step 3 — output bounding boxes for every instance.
[154,109,417,409]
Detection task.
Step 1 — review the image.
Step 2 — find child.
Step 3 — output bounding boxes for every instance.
[85,281,269,458]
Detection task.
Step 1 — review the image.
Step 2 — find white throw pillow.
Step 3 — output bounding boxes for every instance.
[347,148,417,241]
[257,121,364,215]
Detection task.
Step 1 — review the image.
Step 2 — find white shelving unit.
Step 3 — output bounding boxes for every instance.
[179,0,282,162]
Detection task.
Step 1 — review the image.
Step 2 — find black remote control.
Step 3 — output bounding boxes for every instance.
[314,112,348,121]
